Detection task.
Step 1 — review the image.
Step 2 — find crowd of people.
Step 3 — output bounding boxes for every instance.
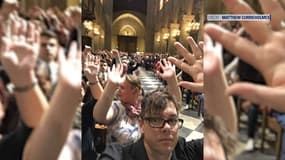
[0,0,285,159]
[0,0,82,159]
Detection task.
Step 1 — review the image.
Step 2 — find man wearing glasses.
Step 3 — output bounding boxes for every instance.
[99,90,203,160]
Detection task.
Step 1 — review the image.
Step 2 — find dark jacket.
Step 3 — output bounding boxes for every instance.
[99,136,203,160]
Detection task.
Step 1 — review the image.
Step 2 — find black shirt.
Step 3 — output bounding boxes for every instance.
[0,122,33,159]
[99,136,203,160]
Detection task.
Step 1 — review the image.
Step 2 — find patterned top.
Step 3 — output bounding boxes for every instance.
[107,101,141,145]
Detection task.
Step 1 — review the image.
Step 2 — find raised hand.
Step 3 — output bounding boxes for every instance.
[168,36,203,92]
[1,17,39,87]
[205,0,285,112]
[57,42,81,90]
[204,33,237,134]
[107,64,125,85]
[156,59,176,80]
[83,52,100,83]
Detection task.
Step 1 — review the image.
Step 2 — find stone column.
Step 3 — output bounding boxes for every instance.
[103,0,113,50]
[146,0,157,53]
[154,31,161,53]
[181,14,194,47]
[50,0,66,10]
[185,0,194,15]
[161,27,169,54]
[169,23,180,55]
[171,0,179,23]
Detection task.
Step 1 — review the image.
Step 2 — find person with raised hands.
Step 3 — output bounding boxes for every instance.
[23,42,82,160]
[0,16,49,159]
[168,34,238,159]
[156,58,182,102]
[170,34,237,135]
[93,63,142,145]
[83,46,103,99]
[168,36,203,93]
[99,89,203,160]
[0,16,47,129]
[204,0,285,112]
[203,0,285,159]
[82,46,104,159]
[93,55,181,145]
[202,33,238,160]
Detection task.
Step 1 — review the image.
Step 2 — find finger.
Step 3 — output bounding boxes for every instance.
[18,18,27,37]
[187,36,203,59]
[204,32,213,51]
[198,41,204,51]
[119,64,124,75]
[111,64,116,72]
[11,20,20,42]
[178,81,203,93]
[174,42,195,65]
[57,48,66,65]
[168,57,196,78]
[1,36,11,53]
[166,59,172,67]
[258,0,285,30]
[204,24,261,70]
[87,53,92,63]
[68,41,77,60]
[161,59,167,68]
[33,28,40,51]
[204,34,221,77]
[95,56,100,64]
[26,22,35,44]
[213,42,223,66]
[156,70,162,78]
[227,82,285,112]
[90,54,95,64]
[222,0,271,44]
[76,50,81,60]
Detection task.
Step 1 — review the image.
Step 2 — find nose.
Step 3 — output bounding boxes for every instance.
[162,121,172,129]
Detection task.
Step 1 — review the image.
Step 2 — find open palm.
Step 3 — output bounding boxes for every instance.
[205,0,285,112]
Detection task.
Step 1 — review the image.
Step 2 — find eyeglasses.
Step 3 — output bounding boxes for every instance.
[143,117,184,128]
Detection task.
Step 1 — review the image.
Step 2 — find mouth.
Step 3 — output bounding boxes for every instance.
[159,138,173,143]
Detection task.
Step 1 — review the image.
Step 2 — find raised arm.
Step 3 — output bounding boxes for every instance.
[0,18,48,128]
[83,47,103,99]
[23,42,81,160]
[204,34,237,135]
[205,0,285,112]
[93,64,125,124]
[168,36,203,93]
[156,59,182,102]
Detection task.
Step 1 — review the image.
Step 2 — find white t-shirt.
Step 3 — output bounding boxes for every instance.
[106,101,141,145]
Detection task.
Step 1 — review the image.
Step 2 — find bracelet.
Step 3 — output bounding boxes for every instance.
[13,81,37,92]
[88,80,99,86]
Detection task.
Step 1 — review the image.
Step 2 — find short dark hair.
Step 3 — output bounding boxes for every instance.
[140,89,181,118]
[40,30,57,39]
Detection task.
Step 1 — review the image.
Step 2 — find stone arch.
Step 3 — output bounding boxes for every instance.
[119,25,137,36]
[112,12,146,52]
